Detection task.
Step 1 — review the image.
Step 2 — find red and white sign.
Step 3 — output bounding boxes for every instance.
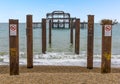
[104,25,112,36]
[10,24,17,36]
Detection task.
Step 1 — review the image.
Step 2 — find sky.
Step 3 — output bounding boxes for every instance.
[0,0,120,23]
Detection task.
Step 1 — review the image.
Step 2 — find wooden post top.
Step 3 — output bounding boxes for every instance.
[42,18,46,20]
[27,14,32,16]
[9,19,18,20]
[9,19,18,23]
[88,15,94,17]
[101,19,112,25]
[88,15,94,24]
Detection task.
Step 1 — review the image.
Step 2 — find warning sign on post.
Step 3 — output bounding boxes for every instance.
[104,25,112,36]
[10,24,17,36]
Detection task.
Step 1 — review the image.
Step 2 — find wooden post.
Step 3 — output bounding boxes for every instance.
[70,19,73,44]
[42,19,46,54]
[101,19,112,73]
[75,19,80,54]
[26,15,33,68]
[49,20,52,44]
[87,15,94,69]
[9,19,19,75]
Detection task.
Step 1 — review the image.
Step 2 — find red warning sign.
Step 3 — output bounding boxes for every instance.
[104,25,112,36]
[10,24,17,36]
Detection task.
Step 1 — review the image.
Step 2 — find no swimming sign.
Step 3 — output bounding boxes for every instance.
[10,24,17,36]
[104,25,112,36]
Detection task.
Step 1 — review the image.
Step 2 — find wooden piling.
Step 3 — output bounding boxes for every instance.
[70,19,73,44]
[9,19,19,75]
[87,15,94,69]
[75,19,80,54]
[101,19,112,73]
[26,15,33,68]
[42,19,46,54]
[49,20,52,44]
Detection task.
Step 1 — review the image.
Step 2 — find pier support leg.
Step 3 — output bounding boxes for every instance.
[9,19,19,75]
[49,20,52,45]
[101,19,112,73]
[42,19,46,54]
[87,15,94,69]
[70,19,73,44]
[26,15,33,68]
[75,19,80,54]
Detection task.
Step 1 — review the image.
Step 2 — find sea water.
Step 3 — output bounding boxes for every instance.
[0,23,120,67]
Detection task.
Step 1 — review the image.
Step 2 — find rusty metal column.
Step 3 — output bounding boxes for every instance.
[75,19,80,54]
[69,19,71,28]
[87,15,94,69]
[63,14,65,28]
[9,19,19,75]
[52,15,53,28]
[101,19,112,73]
[70,19,73,44]
[42,19,46,54]
[49,20,52,44]
[26,15,33,68]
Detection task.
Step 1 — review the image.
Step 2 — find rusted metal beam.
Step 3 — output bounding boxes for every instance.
[46,11,71,28]
[101,19,112,73]
[9,19,19,75]
[87,15,94,69]
[26,15,33,68]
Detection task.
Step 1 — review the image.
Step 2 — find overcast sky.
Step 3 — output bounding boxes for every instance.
[0,0,120,22]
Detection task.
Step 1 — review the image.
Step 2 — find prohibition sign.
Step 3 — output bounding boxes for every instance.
[105,25,111,31]
[104,25,112,36]
[10,24,17,36]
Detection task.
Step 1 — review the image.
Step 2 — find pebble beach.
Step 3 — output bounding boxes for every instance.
[0,65,120,84]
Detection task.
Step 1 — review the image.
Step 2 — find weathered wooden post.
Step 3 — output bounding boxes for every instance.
[101,19,112,73]
[26,15,33,68]
[87,15,94,69]
[49,20,52,44]
[9,19,19,75]
[42,18,46,54]
[75,19,80,54]
[70,19,73,44]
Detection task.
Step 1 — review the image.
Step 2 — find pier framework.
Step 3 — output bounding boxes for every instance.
[47,11,72,28]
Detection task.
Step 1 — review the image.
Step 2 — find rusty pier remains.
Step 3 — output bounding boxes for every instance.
[47,10,76,28]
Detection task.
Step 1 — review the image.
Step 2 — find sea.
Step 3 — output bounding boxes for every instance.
[0,23,120,68]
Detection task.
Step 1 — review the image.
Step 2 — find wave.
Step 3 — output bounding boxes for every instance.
[0,52,120,68]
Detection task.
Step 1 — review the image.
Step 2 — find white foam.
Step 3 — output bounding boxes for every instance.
[0,52,120,68]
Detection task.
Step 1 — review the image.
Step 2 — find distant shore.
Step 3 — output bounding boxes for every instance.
[0,65,120,84]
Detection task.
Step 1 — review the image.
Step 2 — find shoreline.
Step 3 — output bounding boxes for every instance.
[1,58,120,68]
[0,65,120,84]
